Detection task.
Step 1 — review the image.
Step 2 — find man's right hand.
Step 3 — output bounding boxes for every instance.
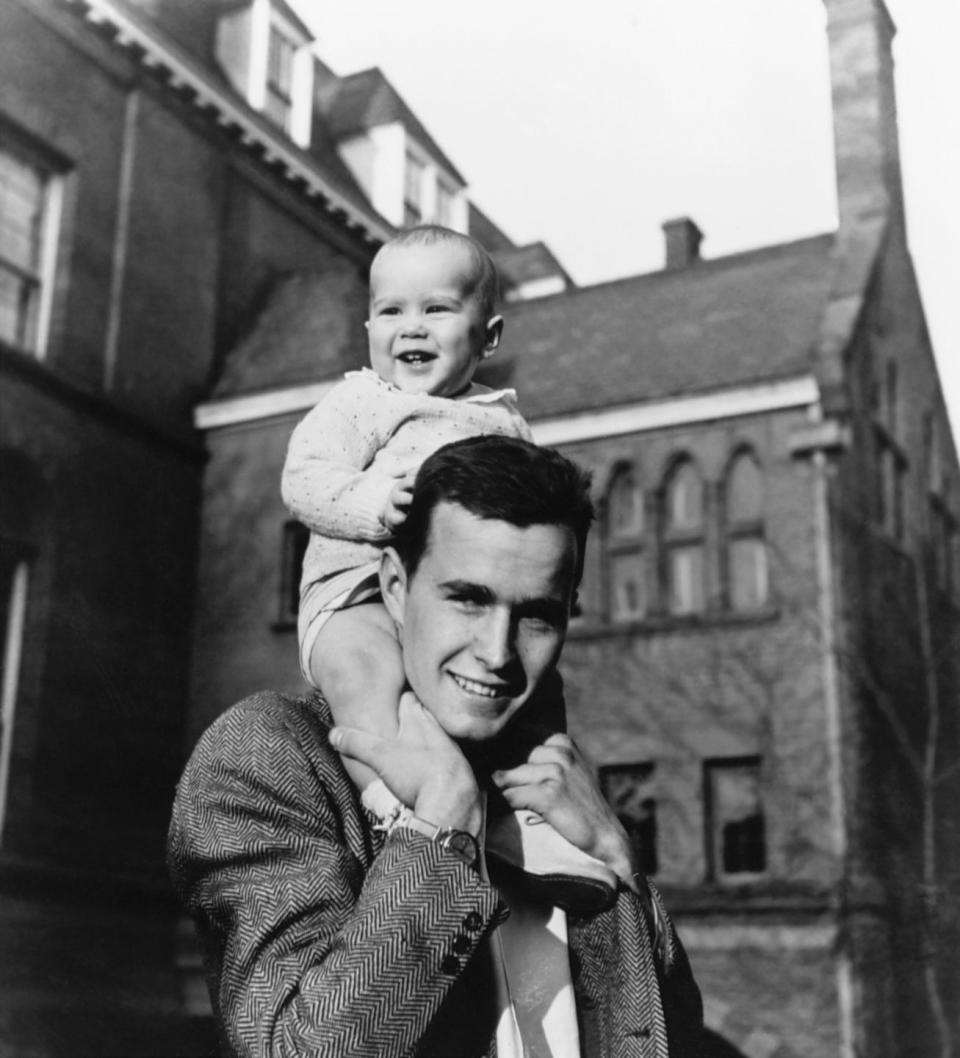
[330,692,482,836]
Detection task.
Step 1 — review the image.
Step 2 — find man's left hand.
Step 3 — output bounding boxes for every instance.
[491,734,635,883]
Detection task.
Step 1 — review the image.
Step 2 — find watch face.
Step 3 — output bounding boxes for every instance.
[445,830,479,867]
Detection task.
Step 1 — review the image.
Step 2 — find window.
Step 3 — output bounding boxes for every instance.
[663,459,705,615]
[264,21,297,130]
[0,131,60,356]
[605,465,646,621]
[925,415,955,594]
[874,360,905,540]
[278,521,309,625]
[705,757,766,881]
[724,451,767,610]
[403,151,425,227]
[930,491,956,597]
[600,763,658,875]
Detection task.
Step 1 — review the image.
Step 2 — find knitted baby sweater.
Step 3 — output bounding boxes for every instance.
[281,369,532,610]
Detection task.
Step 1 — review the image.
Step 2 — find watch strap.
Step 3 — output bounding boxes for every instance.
[392,807,480,869]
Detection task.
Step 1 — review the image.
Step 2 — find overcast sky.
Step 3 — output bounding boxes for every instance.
[295,0,959,441]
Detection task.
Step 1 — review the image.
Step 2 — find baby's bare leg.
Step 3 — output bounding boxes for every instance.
[309,601,404,792]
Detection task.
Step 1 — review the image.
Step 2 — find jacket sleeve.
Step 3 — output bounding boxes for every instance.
[570,880,704,1058]
[280,382,400,543]
[167,699,502,1058]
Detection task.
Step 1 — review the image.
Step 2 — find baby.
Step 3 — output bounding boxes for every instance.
[282,225,615,908]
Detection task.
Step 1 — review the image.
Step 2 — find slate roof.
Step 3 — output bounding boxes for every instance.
[476,233,837,419]
[469,203,516,253]
[315,68,466,184]
[494,242,574,291]
[213,272,369,398]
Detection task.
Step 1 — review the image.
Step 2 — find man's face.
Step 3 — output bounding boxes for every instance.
[366,242,501,398]
[381,501,577,743]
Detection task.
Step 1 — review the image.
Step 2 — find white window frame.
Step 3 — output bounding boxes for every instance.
[0,559,28,845]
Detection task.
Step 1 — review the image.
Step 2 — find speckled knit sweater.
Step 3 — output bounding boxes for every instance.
[281,368,532,615]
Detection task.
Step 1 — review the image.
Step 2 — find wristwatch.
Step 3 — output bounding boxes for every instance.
[395,810,481,870]
[437,827,481,870]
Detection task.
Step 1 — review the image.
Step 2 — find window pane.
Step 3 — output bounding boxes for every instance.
[668,545,704,614]
[263,90,291,127]
[608,470,643,537]
[667,462,702,529]
[610,550,646,620]
[0,259,37,349]
[0,149,45,273]
[727,454,762,523]
[709,760,766,878]
[268,28,295,97]
[729,537,767,610]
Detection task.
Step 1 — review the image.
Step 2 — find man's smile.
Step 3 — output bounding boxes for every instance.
[450,672,518,700]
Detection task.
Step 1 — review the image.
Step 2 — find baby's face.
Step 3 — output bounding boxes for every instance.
[366,241,501,397]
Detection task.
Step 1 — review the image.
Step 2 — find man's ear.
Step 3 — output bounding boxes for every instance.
[482,315,504,359]
[380,547,408,628]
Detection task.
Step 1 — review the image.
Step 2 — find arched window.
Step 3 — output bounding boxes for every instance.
[724,451,767,611]
[663,458,705,615]
[605,465,646,621]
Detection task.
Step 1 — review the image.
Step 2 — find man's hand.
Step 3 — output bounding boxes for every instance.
[492,734,635,883]
[330,692,482,835]
[381,472,415,530]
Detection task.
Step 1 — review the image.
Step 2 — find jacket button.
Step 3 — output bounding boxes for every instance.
[463,911,483,932]
[453,934,471,954]
[440,955,460,975]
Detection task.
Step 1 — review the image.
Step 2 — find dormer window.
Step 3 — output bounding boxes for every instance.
[216,0,315,148]
[317,68,469,231]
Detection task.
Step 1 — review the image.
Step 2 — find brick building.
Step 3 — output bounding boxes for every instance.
[1,0,957,1056]
[0,0,387,1052]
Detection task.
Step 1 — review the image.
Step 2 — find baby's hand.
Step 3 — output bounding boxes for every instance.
[382,472,415,530]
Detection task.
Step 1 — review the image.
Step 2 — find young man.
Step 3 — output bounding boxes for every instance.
[168,436,703,1058]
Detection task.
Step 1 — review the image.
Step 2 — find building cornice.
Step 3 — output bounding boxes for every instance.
[533,375,820,446]
[195,373,821,438]
[195,380,337,430]
[59,0,392,245]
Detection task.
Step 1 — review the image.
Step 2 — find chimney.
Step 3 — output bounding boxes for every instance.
[662,217,703,270]
[824,0,904,230]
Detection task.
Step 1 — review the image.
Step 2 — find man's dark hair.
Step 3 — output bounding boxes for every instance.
[393,436,594,585]
[378,224,501,319]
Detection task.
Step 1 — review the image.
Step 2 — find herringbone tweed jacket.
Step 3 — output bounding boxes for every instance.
[168,691,703,1058]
